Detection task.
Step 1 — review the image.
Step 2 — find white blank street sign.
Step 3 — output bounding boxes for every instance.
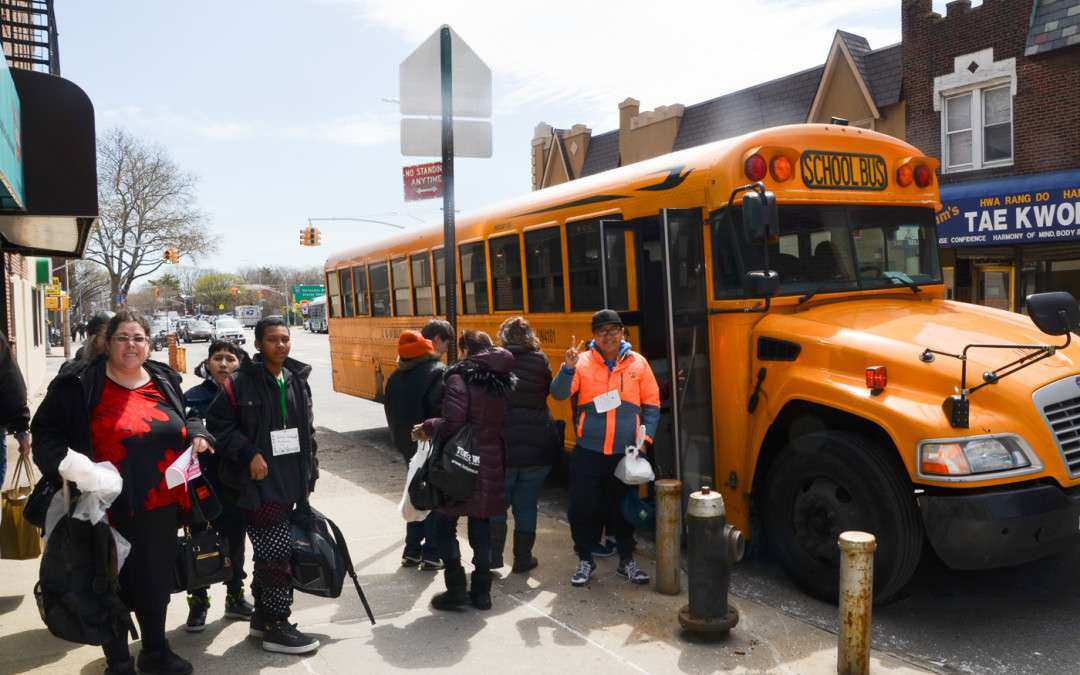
[399,26,492,118]
[400,118,492,158]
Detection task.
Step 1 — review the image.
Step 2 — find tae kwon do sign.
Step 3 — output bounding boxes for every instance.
[402,161,443,202]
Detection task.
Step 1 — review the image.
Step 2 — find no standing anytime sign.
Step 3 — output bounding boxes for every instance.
[402,161,443,202]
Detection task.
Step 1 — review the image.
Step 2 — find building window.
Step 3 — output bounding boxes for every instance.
[524,227,564,313]
[489,234,523,311]
[326,271,340,318]
[391,257,412,316]
[339,268,354,317]
[943,85,1012,172]
[411,253,433,315]
[353,265,369,315]
[433,249,448,315]
[369,262,390,317]
[459,242,488,314]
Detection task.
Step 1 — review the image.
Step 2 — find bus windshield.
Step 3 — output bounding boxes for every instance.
[714,205,941,298]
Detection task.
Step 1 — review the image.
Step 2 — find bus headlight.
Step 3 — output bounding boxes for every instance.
[917,434,1040,479]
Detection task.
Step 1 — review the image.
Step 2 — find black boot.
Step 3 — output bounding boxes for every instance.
[431,563,468,611]
[469,571,493,610]
[511,530,538,574]
[489,522,508,569]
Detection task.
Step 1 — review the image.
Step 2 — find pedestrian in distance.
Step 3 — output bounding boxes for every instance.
[0,329,31,489]
[491,316,556,574]
[384,329,446,570]
[206,316,320,655]
[413,330,516,611]
[31,309,214,675]
[421,319,453,360]
[183,340,255,632]
[550,309,659,588]
[72,311,112,363]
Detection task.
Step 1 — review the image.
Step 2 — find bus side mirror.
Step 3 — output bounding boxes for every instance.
[1027,292,1080,336]
[746,270,780,297]
[742,190,779,243]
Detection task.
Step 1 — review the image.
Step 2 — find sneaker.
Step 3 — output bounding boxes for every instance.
[401,554,422,567]
[184,595,208,633]
[135,646,193,675]
[570,559,596,587]
[249,613,266,639]
[419,557,444,571]
[262,620,320,655]
[591,537,617,558]
[224,592,255,620]
[617,558,650,585]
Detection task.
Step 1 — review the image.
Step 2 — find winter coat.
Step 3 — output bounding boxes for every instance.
[185,378,219,420]
[503,345,557,468]
[422,348,516,519]
[0,330,29,433]
[30,355,212,516]
[206,355,318,510]
[383,354,445,460]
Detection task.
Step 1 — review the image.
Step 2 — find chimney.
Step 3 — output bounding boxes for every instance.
[619,98,640,135]
[945,0,970,17]
[531,123,554,190]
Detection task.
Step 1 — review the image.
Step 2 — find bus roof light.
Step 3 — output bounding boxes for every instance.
[896,165,913,188]
[914,164,934,188]
[744,154,767,182]
[770,155,793,182]
[866,365,887,392]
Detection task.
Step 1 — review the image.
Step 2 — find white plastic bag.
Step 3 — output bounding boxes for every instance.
[399,440,433,522]
[615,425,655,485]
[44,450,131,570]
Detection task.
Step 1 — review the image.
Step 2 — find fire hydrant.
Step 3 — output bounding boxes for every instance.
[678,486,744,637]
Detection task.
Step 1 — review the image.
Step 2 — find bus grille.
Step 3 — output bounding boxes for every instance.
[1034,376,1080,478]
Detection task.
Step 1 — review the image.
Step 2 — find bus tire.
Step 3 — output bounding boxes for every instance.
[762,430,922,604]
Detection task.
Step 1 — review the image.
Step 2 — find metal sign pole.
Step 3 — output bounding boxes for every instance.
[440,24,458,363]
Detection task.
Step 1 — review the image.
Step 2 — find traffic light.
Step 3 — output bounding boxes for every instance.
[162,247,180,264]
[230,286,239,298]
[154,287,161,301]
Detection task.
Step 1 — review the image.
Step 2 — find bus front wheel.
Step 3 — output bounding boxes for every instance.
[763,430,923,604]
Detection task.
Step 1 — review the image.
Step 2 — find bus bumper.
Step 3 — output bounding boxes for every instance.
[918,484,1080,570]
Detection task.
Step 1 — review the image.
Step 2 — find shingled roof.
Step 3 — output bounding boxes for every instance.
[1025,0,1080,55]
[579,130,619,177]
[863,44,902,108]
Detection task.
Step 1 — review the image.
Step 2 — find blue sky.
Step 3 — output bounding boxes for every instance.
[54,0,958,277]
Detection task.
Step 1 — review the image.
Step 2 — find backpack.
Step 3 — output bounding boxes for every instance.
[34,484,137,646]
[289,503,375,625]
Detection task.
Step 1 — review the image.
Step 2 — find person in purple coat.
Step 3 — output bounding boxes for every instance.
[414,330,516,611]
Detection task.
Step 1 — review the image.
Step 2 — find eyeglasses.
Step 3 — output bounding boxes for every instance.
[595,326,622,337]
[112,335,148,345]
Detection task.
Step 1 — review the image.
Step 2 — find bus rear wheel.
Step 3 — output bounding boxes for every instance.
[763,430,923,604]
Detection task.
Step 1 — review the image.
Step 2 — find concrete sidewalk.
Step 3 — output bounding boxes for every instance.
[1,357,929,674]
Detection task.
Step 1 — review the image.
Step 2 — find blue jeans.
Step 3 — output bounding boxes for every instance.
[433,512,491,573]
[404,512,440,560]
[491,465,551,534]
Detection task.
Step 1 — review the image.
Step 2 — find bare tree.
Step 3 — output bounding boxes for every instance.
[174,265,206,298]
[87,129,215,309]
[69,260,111,319]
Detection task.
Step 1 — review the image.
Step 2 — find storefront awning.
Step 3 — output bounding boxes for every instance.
[0,69,97,259]
[936,169,1080,249]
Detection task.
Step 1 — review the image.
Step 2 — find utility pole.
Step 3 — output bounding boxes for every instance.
[440,25,458,363]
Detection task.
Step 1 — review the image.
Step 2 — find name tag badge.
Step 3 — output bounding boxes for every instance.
[271,428,301,456]
[593,389,621,413]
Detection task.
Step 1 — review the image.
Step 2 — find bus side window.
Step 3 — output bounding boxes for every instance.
[411,253,434,315]
[524,227,564,313]
[460,242,489,314]
[353,265,369,315]
[567,220,627,311]
[489,233,523,311]
[433,249,448,315]
[326,271,341,317]
[710,210,745,299]
[339,268,355,317]
[392,257,412,316]
[369,262,390,317]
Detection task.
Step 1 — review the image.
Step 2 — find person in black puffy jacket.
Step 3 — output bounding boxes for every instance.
[492,317,556,573]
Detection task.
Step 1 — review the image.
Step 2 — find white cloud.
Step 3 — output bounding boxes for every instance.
[339,0,901,125]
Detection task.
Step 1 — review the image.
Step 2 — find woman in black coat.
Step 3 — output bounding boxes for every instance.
[491,317,556,573]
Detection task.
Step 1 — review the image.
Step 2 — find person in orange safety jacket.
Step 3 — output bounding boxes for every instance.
[550,309,659,587]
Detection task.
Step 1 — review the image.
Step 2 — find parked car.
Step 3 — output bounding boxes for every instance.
[211,317,245,344]
[180,320,212,343]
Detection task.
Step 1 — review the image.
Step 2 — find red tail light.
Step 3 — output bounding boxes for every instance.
[866,366,887,391]
[770,156,793,182]
[914,164,933,188]
[896,165,913,187]
[744,154,767,182]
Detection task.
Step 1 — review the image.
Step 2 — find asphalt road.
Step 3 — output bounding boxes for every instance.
[284,327,1080,675]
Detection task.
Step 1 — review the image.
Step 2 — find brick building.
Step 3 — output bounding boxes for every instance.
[904,0,1080,311]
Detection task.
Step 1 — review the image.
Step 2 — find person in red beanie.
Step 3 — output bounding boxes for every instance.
[384,329,446,569]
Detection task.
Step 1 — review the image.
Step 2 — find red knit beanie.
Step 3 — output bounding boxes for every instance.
[398,330,434,359]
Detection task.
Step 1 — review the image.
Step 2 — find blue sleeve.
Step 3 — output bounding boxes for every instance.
[550,365,575,401]
[641,404,660,442]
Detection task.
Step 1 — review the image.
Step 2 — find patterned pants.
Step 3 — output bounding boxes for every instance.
[246,501,293,621]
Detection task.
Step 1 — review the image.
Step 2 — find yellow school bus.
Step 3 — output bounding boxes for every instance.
[325,123,1080,602]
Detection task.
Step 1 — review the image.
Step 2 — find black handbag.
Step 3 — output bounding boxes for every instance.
[23,475,60,529]
[428,424,480,502]
[407,447,443,511]
[173,481,232,593]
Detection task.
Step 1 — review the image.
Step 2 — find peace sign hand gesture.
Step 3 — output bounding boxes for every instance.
[564,336,585,369]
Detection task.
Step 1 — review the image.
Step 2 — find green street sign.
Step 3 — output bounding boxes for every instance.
[291,284,325,302]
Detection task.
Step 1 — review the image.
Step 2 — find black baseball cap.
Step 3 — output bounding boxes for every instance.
[591,309,623,331]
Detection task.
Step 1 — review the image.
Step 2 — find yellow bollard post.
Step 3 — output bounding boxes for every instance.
[837,531,876,675]
[654,479,682,595]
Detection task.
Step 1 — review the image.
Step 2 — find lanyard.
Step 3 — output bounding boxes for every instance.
[275,373,288,429]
